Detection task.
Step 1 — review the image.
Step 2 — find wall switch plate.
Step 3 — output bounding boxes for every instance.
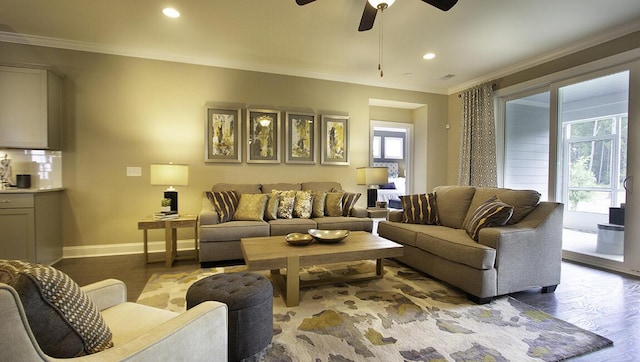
[126,167,142,177]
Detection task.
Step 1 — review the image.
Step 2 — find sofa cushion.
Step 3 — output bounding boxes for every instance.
[301,181,342,192]
[341,192,361,216]
[400,193,438,225]
[377,220,421,248]
[314,216,372,232]
[234,194,269,221]
[199,221,270,242]
[0,260,113,358]
[433,186,476,229]
[269,218,318,236]
[212,183,261,194]
[293,190,313,219]
[414,228,497,270]
[264,193,279,220]
[465,187,540,225]
[210,190,239,223]
[311,191,327,218]
[262,183,301,194]
[463,196,514,241]
[324,192,343,216]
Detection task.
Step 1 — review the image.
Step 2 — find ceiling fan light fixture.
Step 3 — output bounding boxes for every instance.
[368,0,395,10]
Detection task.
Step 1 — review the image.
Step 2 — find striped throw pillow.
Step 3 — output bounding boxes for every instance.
[400,193,438,225]
[342,192,361,216]
[209,190,239,223]
[463,195,514,241]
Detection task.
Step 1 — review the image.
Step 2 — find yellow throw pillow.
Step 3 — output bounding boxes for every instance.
[273,190,296,219]
[311,191,327,218]
[264,193,279,220]
[233,193,269,221]
[324,192,344,217]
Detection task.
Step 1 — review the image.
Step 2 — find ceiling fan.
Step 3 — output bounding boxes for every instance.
[295,0,458,31]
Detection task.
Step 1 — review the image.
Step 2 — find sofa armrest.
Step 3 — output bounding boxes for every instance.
[73,301,228,362]
[388,210,403,222]
[478,202,564,294]
[350,206,368,218]
[81,279,127,311]
[199,192,220,226]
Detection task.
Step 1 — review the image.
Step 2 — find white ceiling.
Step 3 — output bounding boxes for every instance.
[1,0,640,95]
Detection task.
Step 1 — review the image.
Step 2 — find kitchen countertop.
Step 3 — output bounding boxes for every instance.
[0,187,65,194]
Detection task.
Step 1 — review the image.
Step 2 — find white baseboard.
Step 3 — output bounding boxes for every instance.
[63,239,197,259]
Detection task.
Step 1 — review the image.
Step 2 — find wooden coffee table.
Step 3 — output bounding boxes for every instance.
[240,231,403,307]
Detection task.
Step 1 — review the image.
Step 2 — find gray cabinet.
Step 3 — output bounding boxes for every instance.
[0,191,62,264]
[0,66,62,149]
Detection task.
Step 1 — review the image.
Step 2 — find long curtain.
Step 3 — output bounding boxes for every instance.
[458,82,497,187]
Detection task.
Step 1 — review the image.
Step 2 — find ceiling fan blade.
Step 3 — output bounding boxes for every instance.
[421,0,458,11]
[295,0,316,5]
[358,2,378,32]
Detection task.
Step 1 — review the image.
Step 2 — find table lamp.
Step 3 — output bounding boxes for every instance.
[356,166,389,208]
[150,163,189,213]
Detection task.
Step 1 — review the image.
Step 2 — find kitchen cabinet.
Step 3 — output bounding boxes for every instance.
[0,66,62,149]
[0,190,62,265]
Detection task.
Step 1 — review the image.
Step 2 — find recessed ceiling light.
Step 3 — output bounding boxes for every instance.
[423,53,436,60]
[162,7,180,18]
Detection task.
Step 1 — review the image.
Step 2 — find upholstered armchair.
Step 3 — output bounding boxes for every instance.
[1,277,228,361]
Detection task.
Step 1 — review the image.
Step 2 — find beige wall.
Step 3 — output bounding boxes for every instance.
[0,41,448,250]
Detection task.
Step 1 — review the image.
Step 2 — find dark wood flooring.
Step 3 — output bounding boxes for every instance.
[54,255,639,361]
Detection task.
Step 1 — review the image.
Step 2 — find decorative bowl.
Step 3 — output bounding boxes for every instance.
[285,233,314,246]
[308,229,350,243]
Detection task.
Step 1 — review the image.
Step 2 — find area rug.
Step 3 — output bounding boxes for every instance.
[137,261,612,361]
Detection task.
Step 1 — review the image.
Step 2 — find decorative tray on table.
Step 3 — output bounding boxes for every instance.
[308,229,350,243]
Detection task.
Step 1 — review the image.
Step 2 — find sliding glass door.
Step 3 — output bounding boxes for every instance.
[499,61,639,275]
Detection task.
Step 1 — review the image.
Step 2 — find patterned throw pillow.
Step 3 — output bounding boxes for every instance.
[274,190,296,219]
[264,193,279,220]
[293,190,314,219]
[311,191,327,218]
[233,193,269,221]
[209,190,239,223]
[400,193,438,225]
[341,192,361,216]
[0,260,113,357]
[324,192,344,217]
[463,195,514,241]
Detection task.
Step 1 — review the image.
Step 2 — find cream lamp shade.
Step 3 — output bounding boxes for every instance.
[150,163,189,213]
[150,164,189,190]
[357,167,389,208]
[356,167,388,186]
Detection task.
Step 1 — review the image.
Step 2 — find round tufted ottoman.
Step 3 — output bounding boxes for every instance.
[186,272,273,362]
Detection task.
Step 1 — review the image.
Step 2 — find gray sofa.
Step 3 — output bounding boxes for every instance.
[198,182,373,265]
[377,185,563,303]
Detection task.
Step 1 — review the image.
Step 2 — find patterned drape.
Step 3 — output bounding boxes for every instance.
[458,82,497,187]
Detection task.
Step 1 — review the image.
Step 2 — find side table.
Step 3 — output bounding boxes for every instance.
[137,215,198,267]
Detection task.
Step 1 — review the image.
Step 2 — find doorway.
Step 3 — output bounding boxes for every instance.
[370,120,413,207]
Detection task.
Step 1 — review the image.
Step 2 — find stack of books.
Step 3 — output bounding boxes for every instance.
[153,212,180,220]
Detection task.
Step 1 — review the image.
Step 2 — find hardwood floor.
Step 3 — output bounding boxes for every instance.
[55,255,639,361]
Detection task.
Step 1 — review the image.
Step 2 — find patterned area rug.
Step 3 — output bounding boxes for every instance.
[137,261,612,361]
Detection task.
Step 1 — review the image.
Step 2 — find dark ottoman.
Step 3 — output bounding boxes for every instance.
[186,272,273,362]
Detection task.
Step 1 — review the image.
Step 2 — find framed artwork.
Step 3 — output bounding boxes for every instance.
[320,114,349,165]
[285,112,316,164]
[247,109,281,163]
[205,107,241,163]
